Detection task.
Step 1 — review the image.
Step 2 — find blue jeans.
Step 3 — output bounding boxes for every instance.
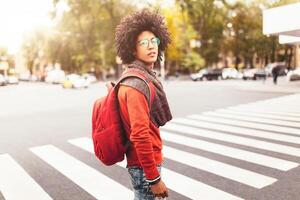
[128,166,162,200]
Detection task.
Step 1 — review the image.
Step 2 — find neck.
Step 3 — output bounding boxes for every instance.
[147,63,154,69]
[137,59,154,70]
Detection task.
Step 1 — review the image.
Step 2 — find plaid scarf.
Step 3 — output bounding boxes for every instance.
[121,59,173,127]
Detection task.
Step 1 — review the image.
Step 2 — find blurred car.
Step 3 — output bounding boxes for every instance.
[19,71,31,81]
[82,73,97,83]
[265,62,287,76]
[5,75,19,84]
[19,72,39,82]
[190,69,206,81]
[30,75,39,82]
[190,68,222,81]
[0,74,6,86]
[242,68,267,80]
[287,68,300,81]
[222,68,242,79]
[45,69,65,84]
[62,74,90,89]
[254,69,267,80]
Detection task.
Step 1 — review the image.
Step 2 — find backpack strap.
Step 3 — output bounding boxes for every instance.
[115,71,155,108]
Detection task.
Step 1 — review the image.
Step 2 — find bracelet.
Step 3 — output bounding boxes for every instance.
[148,177,161,185]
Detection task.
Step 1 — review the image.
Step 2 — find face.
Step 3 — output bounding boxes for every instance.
[135,31,160,67]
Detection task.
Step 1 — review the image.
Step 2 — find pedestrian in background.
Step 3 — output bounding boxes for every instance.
[272,65,280,85]
[115,9,173,200]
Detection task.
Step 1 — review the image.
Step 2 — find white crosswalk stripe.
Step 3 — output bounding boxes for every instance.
[163,146,277,188]
[162,122,300,157]
[178,115,300,144]
[214,109,300,123]
[69,137,277,188]
[30,145,133,200]
[188,114,300,136]
[1,94,300,200]
[203,111,300,128]
[0,154,52,200]
[160,131,298,171]
[229,107,300,117]
[68,137,244,200]
[232,103,300,114]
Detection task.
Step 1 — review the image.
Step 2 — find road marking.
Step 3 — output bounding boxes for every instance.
[160,131,298,171]
[228,107,300,118]
[0,154,52,200]
[216,109,300,123]
[162,122,300,157]
[188,114,300,136]
[232,104,300,114]
[163,146,277,188]
[204,111,300,128]
[179,116,300,145]
[161,168,243,200]
[69,138,244,200]
[188,115,300,144]
[30,145,133,200]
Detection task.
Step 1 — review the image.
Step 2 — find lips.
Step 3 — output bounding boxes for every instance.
[148,52,156,56]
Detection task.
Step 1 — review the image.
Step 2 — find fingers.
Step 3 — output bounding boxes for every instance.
[154,191,168,198]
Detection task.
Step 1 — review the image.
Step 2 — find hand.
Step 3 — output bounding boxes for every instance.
[150,180,169,198]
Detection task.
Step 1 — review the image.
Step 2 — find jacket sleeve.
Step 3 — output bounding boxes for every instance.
[124,86,160,181]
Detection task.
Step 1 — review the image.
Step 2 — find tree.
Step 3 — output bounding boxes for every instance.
[51,0,135,76]
[178,0,228,66]
[22,29,48,74]
[162,4,204,74]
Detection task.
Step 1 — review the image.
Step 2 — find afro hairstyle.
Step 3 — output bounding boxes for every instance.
[115,9,171,65]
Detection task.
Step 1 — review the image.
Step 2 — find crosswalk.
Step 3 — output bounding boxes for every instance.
[1,93,300,199]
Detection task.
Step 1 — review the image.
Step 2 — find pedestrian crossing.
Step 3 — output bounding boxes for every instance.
[1,93,300,200]
[0,154,52,200]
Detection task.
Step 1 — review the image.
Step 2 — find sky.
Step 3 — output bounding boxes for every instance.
[0,0,54,54]
[0,0,288,54]
[0,0,175,54]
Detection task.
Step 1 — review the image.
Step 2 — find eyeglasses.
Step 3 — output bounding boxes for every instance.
[138,37,160,47]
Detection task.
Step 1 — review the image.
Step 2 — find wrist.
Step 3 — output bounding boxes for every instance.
[147,176,161,185]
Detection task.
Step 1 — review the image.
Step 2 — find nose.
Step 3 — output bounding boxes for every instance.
[148,41,154,49]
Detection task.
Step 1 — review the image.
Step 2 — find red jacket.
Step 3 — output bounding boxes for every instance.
[118,84,162,181]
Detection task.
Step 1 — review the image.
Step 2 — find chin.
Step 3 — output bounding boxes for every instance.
[146,58,158,64]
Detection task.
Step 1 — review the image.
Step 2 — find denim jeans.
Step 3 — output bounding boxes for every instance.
[128,165,162,200]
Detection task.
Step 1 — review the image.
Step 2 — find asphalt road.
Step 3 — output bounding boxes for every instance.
[0,79,300,200]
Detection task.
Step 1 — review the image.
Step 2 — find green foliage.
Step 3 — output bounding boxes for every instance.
[178,0,228,65]
[181,51,205,72]
[163,3,198,73]
[20,0,298,75]
[47,0,135,74]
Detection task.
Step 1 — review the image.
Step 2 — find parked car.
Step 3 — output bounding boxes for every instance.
[62,74,90,89]
[190,68,222,81]
[242,68,267,80]
[45,69,65,84]
[190,69,206,81]
[222,68,242,79]
[19,72,39,82]
[5,75,19,84]
[0,74,6,86]
[287,68,300,81]
[82,73,97,83]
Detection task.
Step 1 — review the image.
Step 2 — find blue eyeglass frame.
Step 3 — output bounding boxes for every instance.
[138,37,161,47]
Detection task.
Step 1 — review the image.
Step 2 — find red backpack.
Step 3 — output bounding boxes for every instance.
[92,70,155,166]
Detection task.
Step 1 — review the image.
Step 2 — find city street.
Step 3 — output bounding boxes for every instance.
[1,79,300,200]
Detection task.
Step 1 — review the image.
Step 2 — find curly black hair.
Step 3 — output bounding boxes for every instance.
[115,9,171,65]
